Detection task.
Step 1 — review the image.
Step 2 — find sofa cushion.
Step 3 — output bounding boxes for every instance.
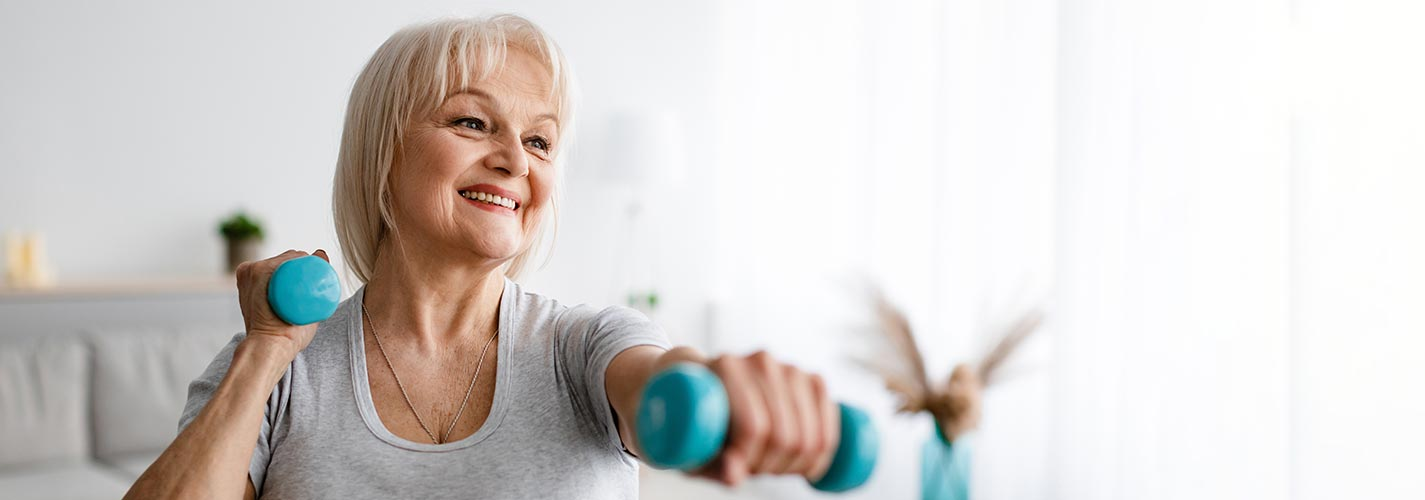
[87,325,239,461]
[0,462,132,500]
[0,338,88,468]
[99,450,162,480]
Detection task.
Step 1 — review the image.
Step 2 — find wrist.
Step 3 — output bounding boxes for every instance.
[652,346,707,374]
[235,335,298,379]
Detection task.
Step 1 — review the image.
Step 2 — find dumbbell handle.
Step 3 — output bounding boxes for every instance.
[636,363,878,492]
[266,255,342,326]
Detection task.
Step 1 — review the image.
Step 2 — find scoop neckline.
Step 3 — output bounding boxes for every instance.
[347,278,515,452]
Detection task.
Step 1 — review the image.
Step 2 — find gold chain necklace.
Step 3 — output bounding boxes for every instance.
[362,304,498,444]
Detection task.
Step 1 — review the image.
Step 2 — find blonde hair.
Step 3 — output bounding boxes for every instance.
[332,14,576,284]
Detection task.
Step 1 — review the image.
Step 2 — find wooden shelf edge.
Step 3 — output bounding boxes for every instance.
[0,276,238,300]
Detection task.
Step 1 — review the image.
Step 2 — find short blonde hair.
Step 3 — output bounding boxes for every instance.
[332,14,576,284]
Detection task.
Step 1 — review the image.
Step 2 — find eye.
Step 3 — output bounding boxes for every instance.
[525,136,551,152]
[453,117,487,131]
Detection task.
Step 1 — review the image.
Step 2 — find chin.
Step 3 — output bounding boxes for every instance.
[467,238,523,260]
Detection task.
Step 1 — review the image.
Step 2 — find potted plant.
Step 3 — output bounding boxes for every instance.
[219,211,264,273]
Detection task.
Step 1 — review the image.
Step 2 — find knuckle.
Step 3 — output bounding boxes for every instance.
[769,429,795,454]
[740,412,769,443]
[783,364,801,379]
[809,374,828,396]
[798,435,820,459]
[709,355,735,374]
[750,351,778,373]
[710,354,730,367]
[806,433,826,457]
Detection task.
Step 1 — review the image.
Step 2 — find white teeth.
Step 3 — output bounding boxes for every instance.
[460,190,516,210]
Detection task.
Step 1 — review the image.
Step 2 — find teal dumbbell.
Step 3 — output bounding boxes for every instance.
[636,362,878,492]
[266,255,341,325]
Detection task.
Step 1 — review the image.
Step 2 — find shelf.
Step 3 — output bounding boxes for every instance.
[0,276,237,301]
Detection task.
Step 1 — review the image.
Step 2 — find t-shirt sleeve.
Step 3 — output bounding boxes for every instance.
[177,332,288,497]
[556,305,672,457]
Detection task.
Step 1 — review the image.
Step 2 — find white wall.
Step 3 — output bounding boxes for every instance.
[1292,1,1425,498]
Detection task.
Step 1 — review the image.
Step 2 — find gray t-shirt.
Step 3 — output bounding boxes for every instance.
[179,277,670,499]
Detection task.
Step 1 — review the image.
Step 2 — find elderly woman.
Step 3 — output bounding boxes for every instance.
[125,14,840,500]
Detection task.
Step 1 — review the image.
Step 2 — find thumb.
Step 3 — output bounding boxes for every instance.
[721,450,750,487]
[314,249,330,263]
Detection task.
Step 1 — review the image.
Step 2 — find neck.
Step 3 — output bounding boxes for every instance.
[362,237,506,354]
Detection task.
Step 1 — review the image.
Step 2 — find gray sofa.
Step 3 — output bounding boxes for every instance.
[0,325,237,499]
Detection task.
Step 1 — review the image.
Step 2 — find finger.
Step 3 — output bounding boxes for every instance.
[807,374,840,482]
[241,250,309,324]
[721,450,750,487]
[709,355,766,484]
[256,250,310,280]
[252,250,308,290]
[314,248,330,263]
[782,366,821,476]
[690,455,735,486]
[234,260,253,283]
[748,351,798,474]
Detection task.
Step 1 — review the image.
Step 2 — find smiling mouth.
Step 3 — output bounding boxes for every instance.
[458,190,520,210]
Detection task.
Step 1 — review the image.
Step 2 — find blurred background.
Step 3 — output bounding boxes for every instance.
[1,0,1422,499]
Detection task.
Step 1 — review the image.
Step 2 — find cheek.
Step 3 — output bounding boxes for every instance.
[397,138,470,215]
[522,169,557,229]
[395,171,444,214]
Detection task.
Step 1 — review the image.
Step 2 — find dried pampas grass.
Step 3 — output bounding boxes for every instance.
[855,286,1044,440]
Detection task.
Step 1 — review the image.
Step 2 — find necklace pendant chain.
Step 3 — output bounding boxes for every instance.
[363,303,499,445]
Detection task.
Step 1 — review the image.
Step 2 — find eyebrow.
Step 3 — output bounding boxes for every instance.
[446,88,560,127]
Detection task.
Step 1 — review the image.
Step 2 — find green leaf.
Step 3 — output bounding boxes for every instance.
[219,211,264,240]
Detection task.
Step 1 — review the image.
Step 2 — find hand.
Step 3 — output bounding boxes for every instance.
[234,249,329,359]
[663,350,842,487]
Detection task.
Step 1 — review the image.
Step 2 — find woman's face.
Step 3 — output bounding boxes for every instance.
[388,49,560,267]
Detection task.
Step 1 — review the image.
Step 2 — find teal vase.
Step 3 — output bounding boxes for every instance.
[922,425,972,500]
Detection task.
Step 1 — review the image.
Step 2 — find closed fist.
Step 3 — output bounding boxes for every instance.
[234,249,329,358]
[692,351,841,487]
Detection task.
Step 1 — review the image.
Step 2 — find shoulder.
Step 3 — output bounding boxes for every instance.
[505,279,568,318]
[504,279,656,336]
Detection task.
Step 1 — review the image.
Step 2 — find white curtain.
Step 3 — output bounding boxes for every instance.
[704,0,1425,499]
[1052,0,1291,498]
[708,0,1056,498]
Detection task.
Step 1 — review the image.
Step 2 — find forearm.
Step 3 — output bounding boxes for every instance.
[125,337,293,500]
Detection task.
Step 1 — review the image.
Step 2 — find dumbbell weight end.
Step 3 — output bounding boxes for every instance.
[266,255,341,326]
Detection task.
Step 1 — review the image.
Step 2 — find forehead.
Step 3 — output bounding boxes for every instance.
[443,49,558,117]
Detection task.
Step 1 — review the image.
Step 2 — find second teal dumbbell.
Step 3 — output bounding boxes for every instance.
[266,255,341,326]
[636,362,878,492]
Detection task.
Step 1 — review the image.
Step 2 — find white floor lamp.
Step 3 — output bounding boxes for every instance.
[599,111,686,316]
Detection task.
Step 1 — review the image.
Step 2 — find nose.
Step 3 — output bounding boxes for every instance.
[487,132,530,178]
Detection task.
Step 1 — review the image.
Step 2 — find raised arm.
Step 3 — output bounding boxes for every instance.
[606,345,840,487]
[124,250,328,500]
